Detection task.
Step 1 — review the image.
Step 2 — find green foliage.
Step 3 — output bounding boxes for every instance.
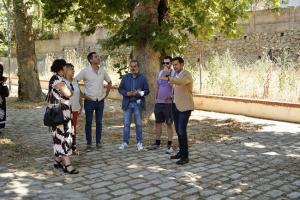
[41,0,280,54]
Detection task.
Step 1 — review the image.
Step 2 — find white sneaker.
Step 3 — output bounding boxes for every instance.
[118,142,128,150]
[166,146,174,154]
[137,142,144,151]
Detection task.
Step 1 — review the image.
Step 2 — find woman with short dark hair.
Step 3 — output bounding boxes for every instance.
[47,59,78,174]
[0,64,9,133]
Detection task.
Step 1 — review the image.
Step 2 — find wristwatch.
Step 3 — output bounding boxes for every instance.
[165,74,170,81]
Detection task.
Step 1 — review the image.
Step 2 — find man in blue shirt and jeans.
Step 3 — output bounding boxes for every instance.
[118,60,150,151]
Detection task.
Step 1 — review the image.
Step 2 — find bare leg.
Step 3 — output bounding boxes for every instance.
[166,123,174,142]
[155,123,163,140]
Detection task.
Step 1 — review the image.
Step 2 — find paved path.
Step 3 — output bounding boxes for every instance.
[0,98,299,200]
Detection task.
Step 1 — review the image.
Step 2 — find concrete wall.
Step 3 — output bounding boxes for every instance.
[35,29,107,57]
[187,7,300,64]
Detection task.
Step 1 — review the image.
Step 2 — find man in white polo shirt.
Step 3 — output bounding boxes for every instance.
[75,52,112,151]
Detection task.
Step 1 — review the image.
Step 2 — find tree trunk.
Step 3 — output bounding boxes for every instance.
[132,0,161,118]
[132,43,160,116]
[13,0,43,101]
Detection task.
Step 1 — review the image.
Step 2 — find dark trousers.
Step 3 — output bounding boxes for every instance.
[172,104,191,159]
[84,99,104,145]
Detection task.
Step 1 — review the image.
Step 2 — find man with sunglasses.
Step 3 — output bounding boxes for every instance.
[147,56,175,154]
[118,60,150,151]
[160,56,194,165]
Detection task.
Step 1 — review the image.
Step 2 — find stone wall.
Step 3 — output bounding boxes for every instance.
[186,6,300,64]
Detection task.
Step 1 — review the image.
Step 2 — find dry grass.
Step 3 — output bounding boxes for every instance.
[0,135,45,166]
[7,97,47,109]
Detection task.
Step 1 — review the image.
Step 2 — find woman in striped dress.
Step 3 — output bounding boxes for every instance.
[47,59,79,174]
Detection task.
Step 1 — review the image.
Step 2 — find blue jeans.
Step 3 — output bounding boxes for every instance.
[84,99,104,145]
[123,102,143,144]
[172,104,191,159]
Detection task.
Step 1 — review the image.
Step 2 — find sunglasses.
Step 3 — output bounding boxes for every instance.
[162,62,170,65]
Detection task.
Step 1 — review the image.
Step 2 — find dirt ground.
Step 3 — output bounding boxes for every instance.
[0,97,265,166]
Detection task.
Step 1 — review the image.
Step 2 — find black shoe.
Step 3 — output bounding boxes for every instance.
[86,145,92,152]
[176,158,189,165]
[96,143,102,149]
[63,164,79,174]
[170,153,181,159]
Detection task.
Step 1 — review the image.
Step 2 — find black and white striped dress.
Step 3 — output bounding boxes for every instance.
[48,74,73,157]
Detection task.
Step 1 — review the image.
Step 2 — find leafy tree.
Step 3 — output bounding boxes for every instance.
[41,0,280,112]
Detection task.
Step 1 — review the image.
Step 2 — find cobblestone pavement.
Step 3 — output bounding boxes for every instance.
[0,98,300,200]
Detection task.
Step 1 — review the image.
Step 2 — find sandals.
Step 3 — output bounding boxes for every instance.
[63,164,79,174]
[53,160,63,169]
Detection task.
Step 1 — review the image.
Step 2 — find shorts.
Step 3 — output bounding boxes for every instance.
[154,103,173,124]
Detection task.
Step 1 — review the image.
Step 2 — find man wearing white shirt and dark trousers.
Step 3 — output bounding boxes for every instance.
[160,57,194,165]
[75,52,112,151]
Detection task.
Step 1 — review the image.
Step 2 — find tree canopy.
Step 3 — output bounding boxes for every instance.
[41,0,280,54]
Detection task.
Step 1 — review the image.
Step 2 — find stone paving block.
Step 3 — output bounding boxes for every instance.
[137,187,160,196]
[229,173,242,179]
[185,187,201,195]
[170,191,186,199]
[108,183,128,190]
[155,190,176,197]
[244,189,261,197]
[67,176,86,183]
[111,188,133,196]
[292,180,300,186]
[200,189,218,197]
[207,168,224,173]
[265,189,284,198]
[113,176,131,183]
[74,186,90,192]
[278,184,298,192]
[132,182,151,190]
[94,194,112,200]
[223,188,243,196]
[206,194,226,200]
[92,187,110,195]
[127,178,145,185]
[256,184,274,191]
[91,181,114,189]
[84,172,103,179]
[158,181,178,189]
[111,193,140,200]
[271,180,287,187]
[104,168,124,174]
[160,197,173,200]
[287,192,300,199]
[101,173,118,180]
[227,195,250,200]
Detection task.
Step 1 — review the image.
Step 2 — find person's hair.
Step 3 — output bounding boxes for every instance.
[66,63,74,70]
[172,56,184,64]
[163,56,172,61]
[51,59,67,73]
[130,59,139,67]
[0,63,3,76]
[87,52,97,63]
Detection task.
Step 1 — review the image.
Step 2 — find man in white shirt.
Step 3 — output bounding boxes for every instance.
[75,52,112,151]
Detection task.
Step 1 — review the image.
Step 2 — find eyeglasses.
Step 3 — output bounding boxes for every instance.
[162,62,170,65]
[130,65,137,68]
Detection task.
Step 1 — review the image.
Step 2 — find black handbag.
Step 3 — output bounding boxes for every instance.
[0,85,9,97]
[43,102,65,127]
